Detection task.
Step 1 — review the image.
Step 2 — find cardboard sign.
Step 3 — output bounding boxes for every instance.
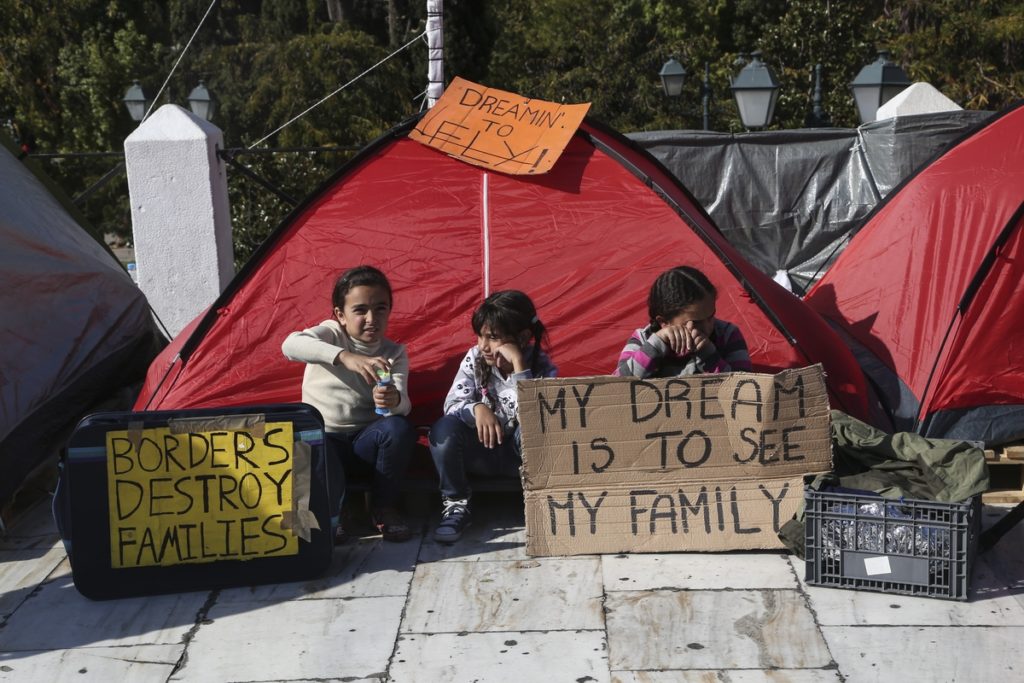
[106,421,299,568]
[409,76,591,175]
[518,365,833,555]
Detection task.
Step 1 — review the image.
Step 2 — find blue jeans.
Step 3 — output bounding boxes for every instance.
[428,414,522,500]
[326,416,416,517]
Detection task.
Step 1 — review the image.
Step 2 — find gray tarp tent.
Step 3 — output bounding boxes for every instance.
[0,142,162,508]
[628,110,991,293]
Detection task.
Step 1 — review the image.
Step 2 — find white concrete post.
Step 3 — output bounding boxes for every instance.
[875,82,962,121]
[124,104,234,338]
[426,0,444,107]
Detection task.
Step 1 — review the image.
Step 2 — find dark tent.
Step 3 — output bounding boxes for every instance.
[135,117,870,421]
[629,111,991,293]
[0,142,162,507]
[805,101,1024,445]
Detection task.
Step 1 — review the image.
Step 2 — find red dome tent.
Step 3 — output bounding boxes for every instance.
[806,101,1024,445]
[136,117,868,422]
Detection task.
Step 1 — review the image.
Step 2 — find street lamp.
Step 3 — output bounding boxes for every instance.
[122,81,149,122]
[805,64,833,128]
[659,57,687,97]
[849,50,912,124]
[659,57,712,131]
[123,81,216,122]
[187,81,216,121]
[730,51,780,129]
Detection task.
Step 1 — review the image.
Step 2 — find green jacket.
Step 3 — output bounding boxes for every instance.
[779,409,989,557]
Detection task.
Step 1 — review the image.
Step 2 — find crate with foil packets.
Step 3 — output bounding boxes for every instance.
[803,484,980,601]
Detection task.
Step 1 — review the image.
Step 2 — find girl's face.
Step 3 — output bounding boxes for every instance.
[659,295,716,338]
[334,285,391,344]
[476,324,527,367]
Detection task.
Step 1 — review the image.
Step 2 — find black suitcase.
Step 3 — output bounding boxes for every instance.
[57,403,334,599]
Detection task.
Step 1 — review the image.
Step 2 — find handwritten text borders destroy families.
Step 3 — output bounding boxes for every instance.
[105,421,298,568]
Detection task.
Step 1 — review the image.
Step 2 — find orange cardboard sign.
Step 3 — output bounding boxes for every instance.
[409,77,591,175]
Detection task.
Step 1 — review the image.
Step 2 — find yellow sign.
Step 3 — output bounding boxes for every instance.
[106,422,298,568]
[409,77,591,175]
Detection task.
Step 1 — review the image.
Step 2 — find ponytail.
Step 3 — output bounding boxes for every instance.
[526,314,547,376]
[471,290,548,376]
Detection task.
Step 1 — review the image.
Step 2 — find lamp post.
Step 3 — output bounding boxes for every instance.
[187,81,216,121]
[122,81,149,123]
[659,57,712,131]
[805,64,833,128]
[849,50,912,124]
[730,51,780,129]
[658,57,686,97]
[123,81,216,122]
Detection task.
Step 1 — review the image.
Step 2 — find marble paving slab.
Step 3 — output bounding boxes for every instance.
[0,546,65,619]
[172,596,405,681]
[389,630,608,682]
[0,571,207,650]
[403,557,603,632]
[417,497,530,564]
[613,671,842,682]
[791,530,1024,625]
[418,524,530,563]
[0,500,60,551]
[606,590,831,670]
[217,536,420,602]
[0,643,183,682]
[822,625,1024,681]
[603,552,797,591]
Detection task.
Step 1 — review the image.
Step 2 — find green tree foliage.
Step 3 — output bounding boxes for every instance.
[227,148,356,266]
[747,0,889,128]
[1,1,167,241]
[0,1,166,148]
[879,0,1024,110]
[2,0,1022,266]
[487,0,667,131]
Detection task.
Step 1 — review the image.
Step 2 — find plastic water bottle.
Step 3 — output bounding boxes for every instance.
[375,368,392,416]
[127,262,138,284]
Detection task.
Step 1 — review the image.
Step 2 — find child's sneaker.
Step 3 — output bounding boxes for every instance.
[434,498,471,543]
[372,506,412,543]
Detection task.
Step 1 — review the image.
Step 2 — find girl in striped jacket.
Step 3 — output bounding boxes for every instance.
[614,266,751,378]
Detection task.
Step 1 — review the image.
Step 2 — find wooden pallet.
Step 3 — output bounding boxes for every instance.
[982,444,1024,504]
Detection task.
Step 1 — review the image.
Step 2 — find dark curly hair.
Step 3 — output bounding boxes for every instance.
[647,266,716,328]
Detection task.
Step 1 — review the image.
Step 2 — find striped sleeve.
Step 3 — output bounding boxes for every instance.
[698,321,752,373]
[614,328,667,378]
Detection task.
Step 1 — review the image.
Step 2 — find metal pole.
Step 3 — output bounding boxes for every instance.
[806,63,833,128]
[813,64,824,120]
[702,62,711,131]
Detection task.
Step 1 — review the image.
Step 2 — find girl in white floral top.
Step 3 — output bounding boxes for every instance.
[429,290,556,543]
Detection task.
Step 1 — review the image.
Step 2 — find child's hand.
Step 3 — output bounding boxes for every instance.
[494,342,526,374]
[656,325,696,355]
[473,403,503,448]
[372,382,398,409]
[336,352,391,386]
[686,322,715,354]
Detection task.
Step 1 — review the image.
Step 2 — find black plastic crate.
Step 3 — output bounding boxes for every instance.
[803,486,980,600]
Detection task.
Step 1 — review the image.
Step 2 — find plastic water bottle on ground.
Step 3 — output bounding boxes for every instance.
[127,262,138,284]
[375,368,392,416]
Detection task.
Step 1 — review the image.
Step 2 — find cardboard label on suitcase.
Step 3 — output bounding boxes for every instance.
[60,404,334,599]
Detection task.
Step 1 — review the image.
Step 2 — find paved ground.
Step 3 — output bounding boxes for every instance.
[1,492,1022,682]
